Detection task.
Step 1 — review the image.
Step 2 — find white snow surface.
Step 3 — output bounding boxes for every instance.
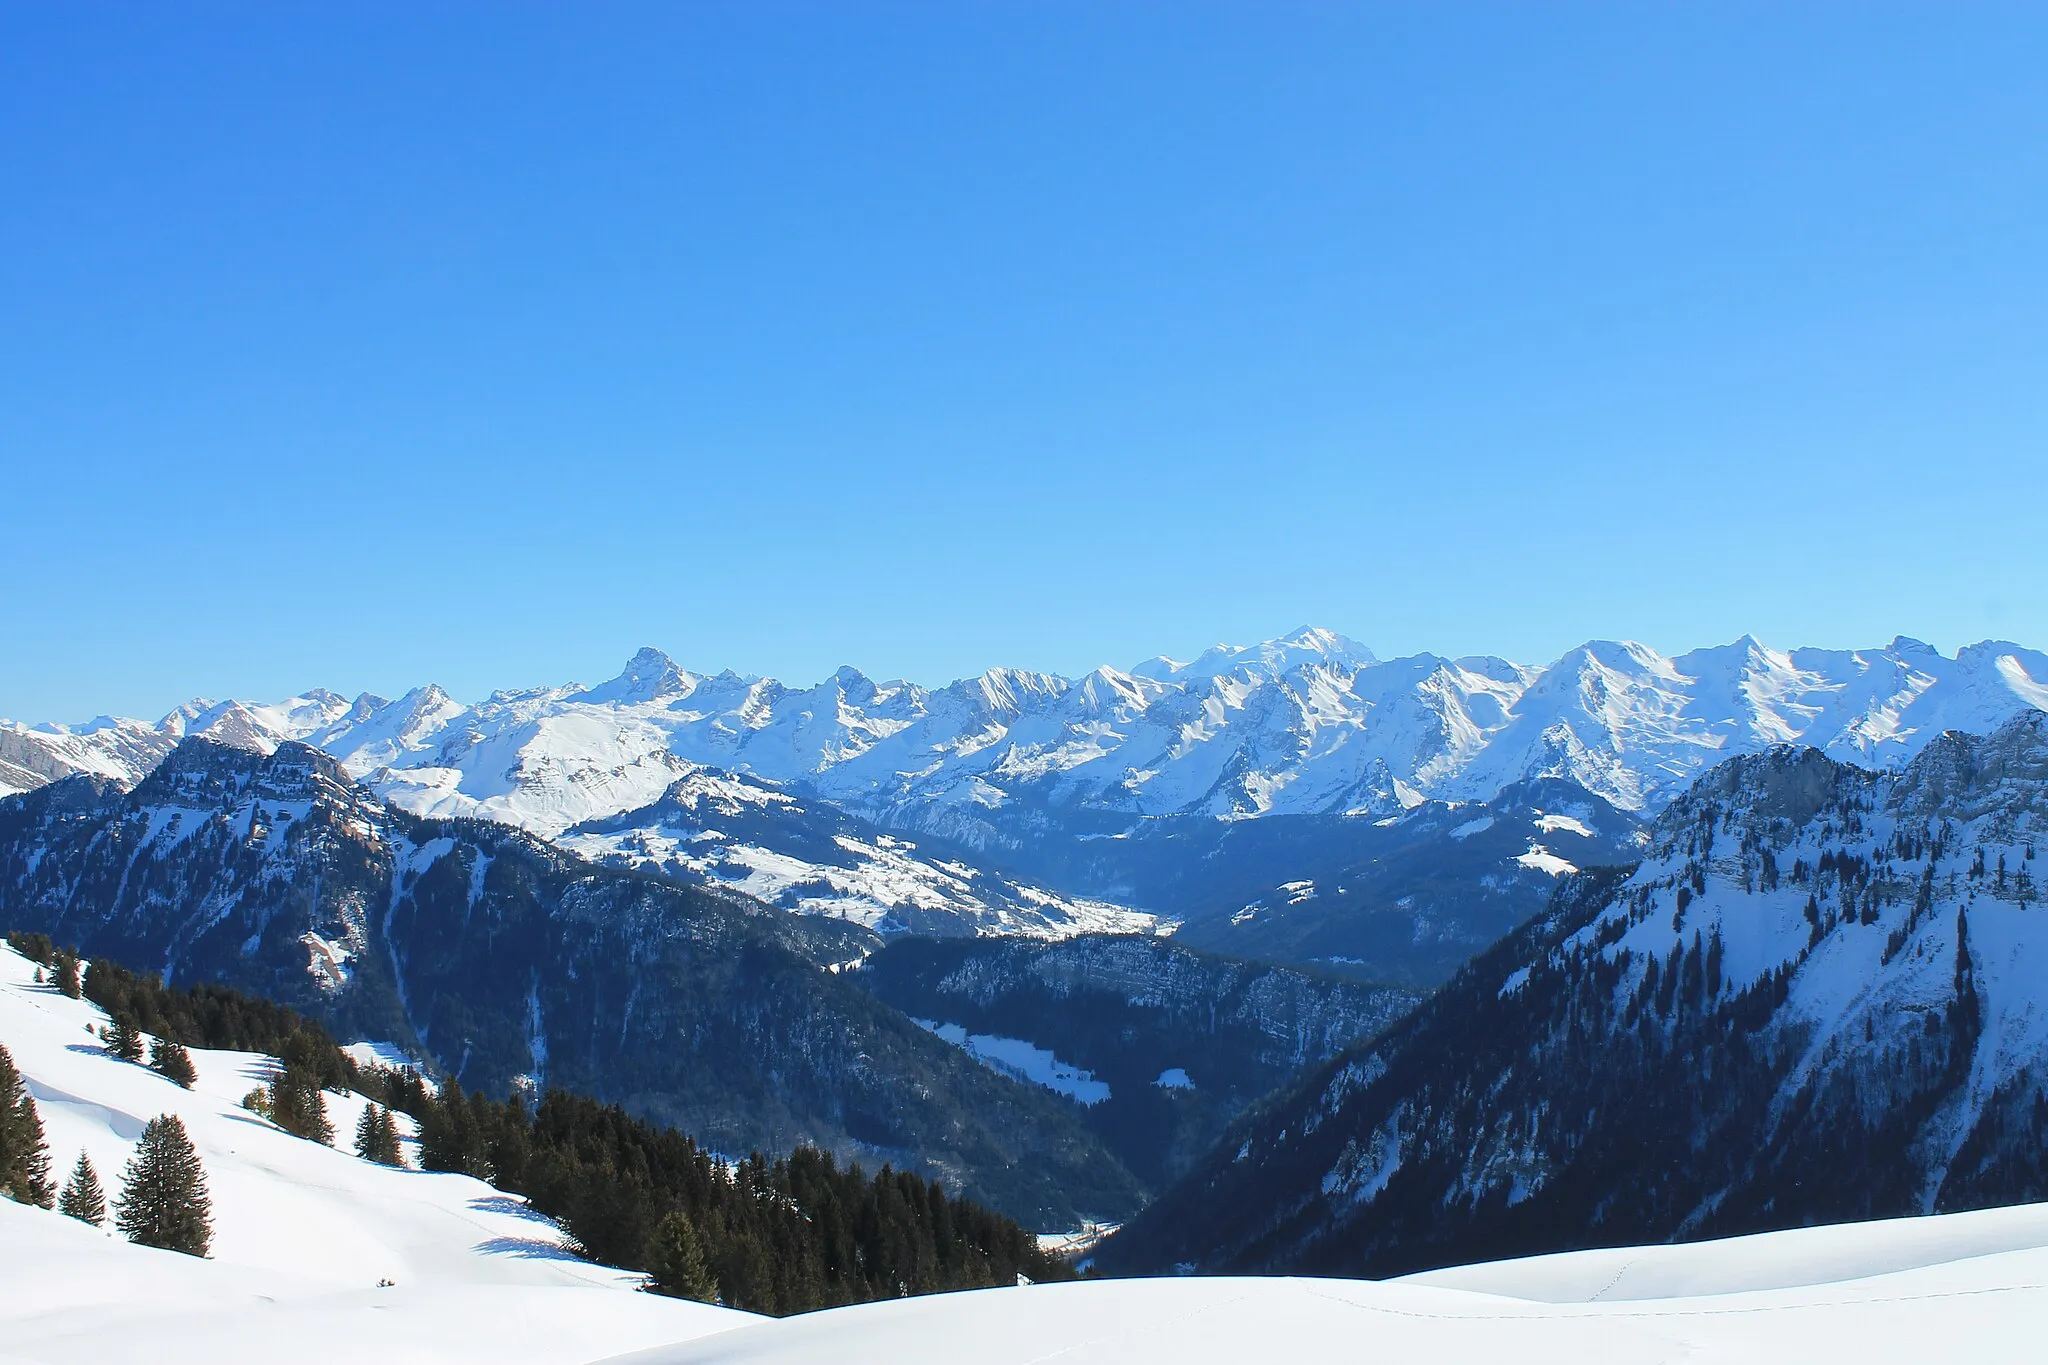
[915,1020,1111,1105]
[556,774,1159,940]
[11,632,2047,826]
[600,1203,2048,1363]
[0,943,753,1363]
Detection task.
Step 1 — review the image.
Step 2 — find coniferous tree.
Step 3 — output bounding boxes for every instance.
[148,1037,198,1089]
[354,1103,402,1166]
[59,1151,107,1225]
[106,1016,144,1064]
[114,1114,212,1257]
[268,1067,332,1144]
[0,1043,57,1208]
[56,955,82,1000]
[646,1208,719,1302]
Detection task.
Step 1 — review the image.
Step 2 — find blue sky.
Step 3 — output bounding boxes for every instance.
[4,4,2046,720]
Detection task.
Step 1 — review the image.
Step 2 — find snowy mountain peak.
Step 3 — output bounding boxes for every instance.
[584,646,695,704]
[11,633,2048,837]
[1133,626,1378,684]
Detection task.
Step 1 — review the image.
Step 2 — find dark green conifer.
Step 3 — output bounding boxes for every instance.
[646,1208,719,1301]
[149,1037,199,1089]
[56,956,82,1000]
[59,1151,107,1225]
[355,1103,402,1165]
[0,1043,57,1208]
[114,1114,212,1257]
[268,1068,332,1144]
[106,1016,144,1063]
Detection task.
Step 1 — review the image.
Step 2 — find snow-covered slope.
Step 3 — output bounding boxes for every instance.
[602,1203,2048,1363]
[556,769,1158,938]
[0,941,751,1364]
[1099,710,2048,1279]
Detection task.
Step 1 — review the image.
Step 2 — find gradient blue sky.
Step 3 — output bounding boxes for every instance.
[5,4,2046,720]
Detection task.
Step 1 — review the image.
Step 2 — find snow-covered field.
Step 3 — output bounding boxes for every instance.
[612,1204,2048,1363]
[913,1019,1112,1105]
[0,943,751,1364]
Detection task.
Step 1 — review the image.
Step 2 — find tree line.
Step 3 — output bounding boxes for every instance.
[4,931,1074,1311]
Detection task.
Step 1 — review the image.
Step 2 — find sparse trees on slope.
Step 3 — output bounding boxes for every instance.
[114,1114,212,1256]
[0,1042,56,1207]
[59,1152,106,1225]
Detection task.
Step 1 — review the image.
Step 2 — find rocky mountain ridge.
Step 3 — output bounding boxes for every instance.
[0,738,1144,1227]
[10,632,2042,827]
[8,629,2042,948]
[1100,710,2048,1277]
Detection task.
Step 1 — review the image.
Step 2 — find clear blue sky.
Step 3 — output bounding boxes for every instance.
[5,4,2046,721]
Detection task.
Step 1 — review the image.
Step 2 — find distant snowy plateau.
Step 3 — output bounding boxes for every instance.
[5,629,2045,940]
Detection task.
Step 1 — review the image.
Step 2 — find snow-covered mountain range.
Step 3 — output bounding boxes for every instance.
[6,629,2044,944]
[11,630,2045,824]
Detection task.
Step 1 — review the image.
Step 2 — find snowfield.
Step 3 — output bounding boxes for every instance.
[0,943,752,1364]
[610,1207,2048,1363]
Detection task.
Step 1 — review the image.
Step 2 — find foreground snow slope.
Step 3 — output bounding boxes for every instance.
[0,943,751,1364]
[609,1204,2048,1364]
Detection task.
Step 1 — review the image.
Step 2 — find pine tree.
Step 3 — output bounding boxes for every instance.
[114,1114,212,1257]
[59,1151,107,1225]
[0,1043,57,1208]
[106,1016,144,1064]
[355,1103,402,1166]
[56,956,82,1000]
[646,1208,718,1302]
[268,1068,332,1144]
[149,1037,198,1089]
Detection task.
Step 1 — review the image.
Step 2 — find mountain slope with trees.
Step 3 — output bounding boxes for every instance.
[851,935,1421,1185]
[1101,713,2048,1278]
[0,742,1142,1227]
[1,935,1076,1312]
